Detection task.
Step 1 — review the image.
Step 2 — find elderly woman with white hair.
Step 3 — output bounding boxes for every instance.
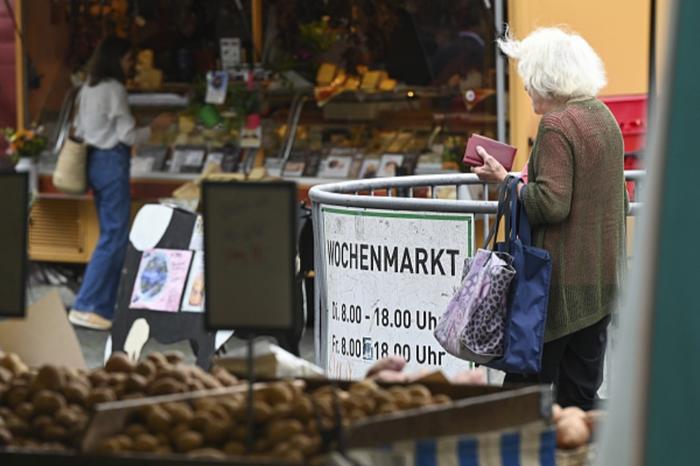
[474,27,627,410]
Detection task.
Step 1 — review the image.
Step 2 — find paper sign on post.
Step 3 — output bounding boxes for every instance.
[320,207,475,379]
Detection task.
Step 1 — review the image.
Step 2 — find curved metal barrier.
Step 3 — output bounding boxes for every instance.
[308,170,644,377]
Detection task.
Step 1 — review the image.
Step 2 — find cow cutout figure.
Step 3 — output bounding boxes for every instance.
[108,204,230,368]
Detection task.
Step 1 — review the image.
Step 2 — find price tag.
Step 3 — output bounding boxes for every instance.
[320,207,475,379]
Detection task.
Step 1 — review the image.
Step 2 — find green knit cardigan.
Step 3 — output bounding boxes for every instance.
[521,98,628,342]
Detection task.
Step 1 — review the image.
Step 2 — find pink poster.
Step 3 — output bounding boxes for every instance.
[130,249,193,312]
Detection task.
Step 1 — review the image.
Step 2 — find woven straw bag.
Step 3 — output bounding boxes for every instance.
[53,89,87,194]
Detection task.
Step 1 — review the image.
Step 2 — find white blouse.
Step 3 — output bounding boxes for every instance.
[74,79,150,149]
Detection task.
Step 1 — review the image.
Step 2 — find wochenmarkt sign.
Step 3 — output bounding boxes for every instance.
[319,206,475,379]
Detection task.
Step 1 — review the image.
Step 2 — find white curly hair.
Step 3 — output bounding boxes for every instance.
[498,27,607,99]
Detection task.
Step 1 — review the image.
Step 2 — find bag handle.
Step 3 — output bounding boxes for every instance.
[504,176,533,246]
[482,178,513,250]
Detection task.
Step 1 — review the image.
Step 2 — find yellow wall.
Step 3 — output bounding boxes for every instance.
[507,0,652,168]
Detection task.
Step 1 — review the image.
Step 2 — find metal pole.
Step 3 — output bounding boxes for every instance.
[495,0,507,143]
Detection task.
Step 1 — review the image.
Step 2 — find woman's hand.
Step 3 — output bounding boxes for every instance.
[473,146,508,183]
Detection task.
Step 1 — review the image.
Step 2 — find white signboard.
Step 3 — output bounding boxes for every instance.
[321,206,474,379]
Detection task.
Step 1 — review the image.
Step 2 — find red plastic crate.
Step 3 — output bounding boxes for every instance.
[601,94,648,153]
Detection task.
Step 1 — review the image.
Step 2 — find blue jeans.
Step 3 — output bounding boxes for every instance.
[73,144,131,319]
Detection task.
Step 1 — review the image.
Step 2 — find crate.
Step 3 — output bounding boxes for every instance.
[600,94,648,153]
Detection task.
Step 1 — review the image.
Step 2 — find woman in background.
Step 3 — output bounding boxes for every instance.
[474,27,627,410]
[68,36,172,330]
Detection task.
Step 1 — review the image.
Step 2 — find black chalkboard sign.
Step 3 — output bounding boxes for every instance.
[202,181,298,332]
[0,173,28,317]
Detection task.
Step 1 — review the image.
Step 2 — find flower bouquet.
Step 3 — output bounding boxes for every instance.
[4,126,47,164]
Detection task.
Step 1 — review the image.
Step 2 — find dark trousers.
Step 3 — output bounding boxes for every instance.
[504,315,610,410]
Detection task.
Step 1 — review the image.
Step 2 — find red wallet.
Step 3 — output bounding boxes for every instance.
[463,134,517,171]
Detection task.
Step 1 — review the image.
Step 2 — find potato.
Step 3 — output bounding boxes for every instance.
[32,414,53,431]
[0,427,12,446]
[229,425,248,442]
[105,352,134,373]
[148,377,185,396]
[133,433,159,452]
[273,441,292,456]
[270,402,293,420]
[348,379,379,395]
[56,406,79,428]
[432,394,452,405]
[187,380,206,392]
[14,402,34,420]
[407,384,431,401]
[135,360,156,378]
[190,410,214,433]
[174,430,203,453]
[146,406,173,434]
[556,415,591,449]
[266,419,304,443]
[108,372,128,387]
[377,402,399,415]
[169,422,190,442]
[290,395,314,420]
[157,368,189,384]
[5,386,29,407]
[41,424,68,442]
[223,440,246,455]
[112,434,134,451]
[0,353,28,375]
[261,384,295,405]
[289,433,318,456]
[86,387,117,407]
[164,350,185,365]
[388,387,412,409]
[6,416,29,437]
[125,423,148,438]
[218,398,243,419]
[164,402,194,423]
[252,401,273,423]
[203,418,230,445]
[212,367,238,387]
[348,408,366,421]
[281,449,305,463]
[88,370,110,387]
[0,367,14,384]
[254,437,270,452]
[121,392,145,401]
[33,365,65,392]
[147,352,169,368]
[197,372,223,390]
[312,396,334,418]
[96,438,122,454]
[358,396,377,414]
[33,390,67,415]
[62,382,90,405]
[187,447,227,460]
[123,373,148,394]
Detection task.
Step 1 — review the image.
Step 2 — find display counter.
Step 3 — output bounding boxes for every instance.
[29,170,332,264]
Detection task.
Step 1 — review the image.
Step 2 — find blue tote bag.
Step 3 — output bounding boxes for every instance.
[487,176,552,374]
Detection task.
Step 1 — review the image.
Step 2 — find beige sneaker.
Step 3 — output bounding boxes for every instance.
[68,310,112,331]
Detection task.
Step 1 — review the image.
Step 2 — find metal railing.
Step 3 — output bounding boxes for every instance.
[309,170,644,370]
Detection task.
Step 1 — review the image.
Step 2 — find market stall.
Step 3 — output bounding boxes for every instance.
[17,0,504,264]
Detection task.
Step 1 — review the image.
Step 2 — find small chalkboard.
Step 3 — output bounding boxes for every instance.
[202,181,297,331]
[0,173,28,317]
